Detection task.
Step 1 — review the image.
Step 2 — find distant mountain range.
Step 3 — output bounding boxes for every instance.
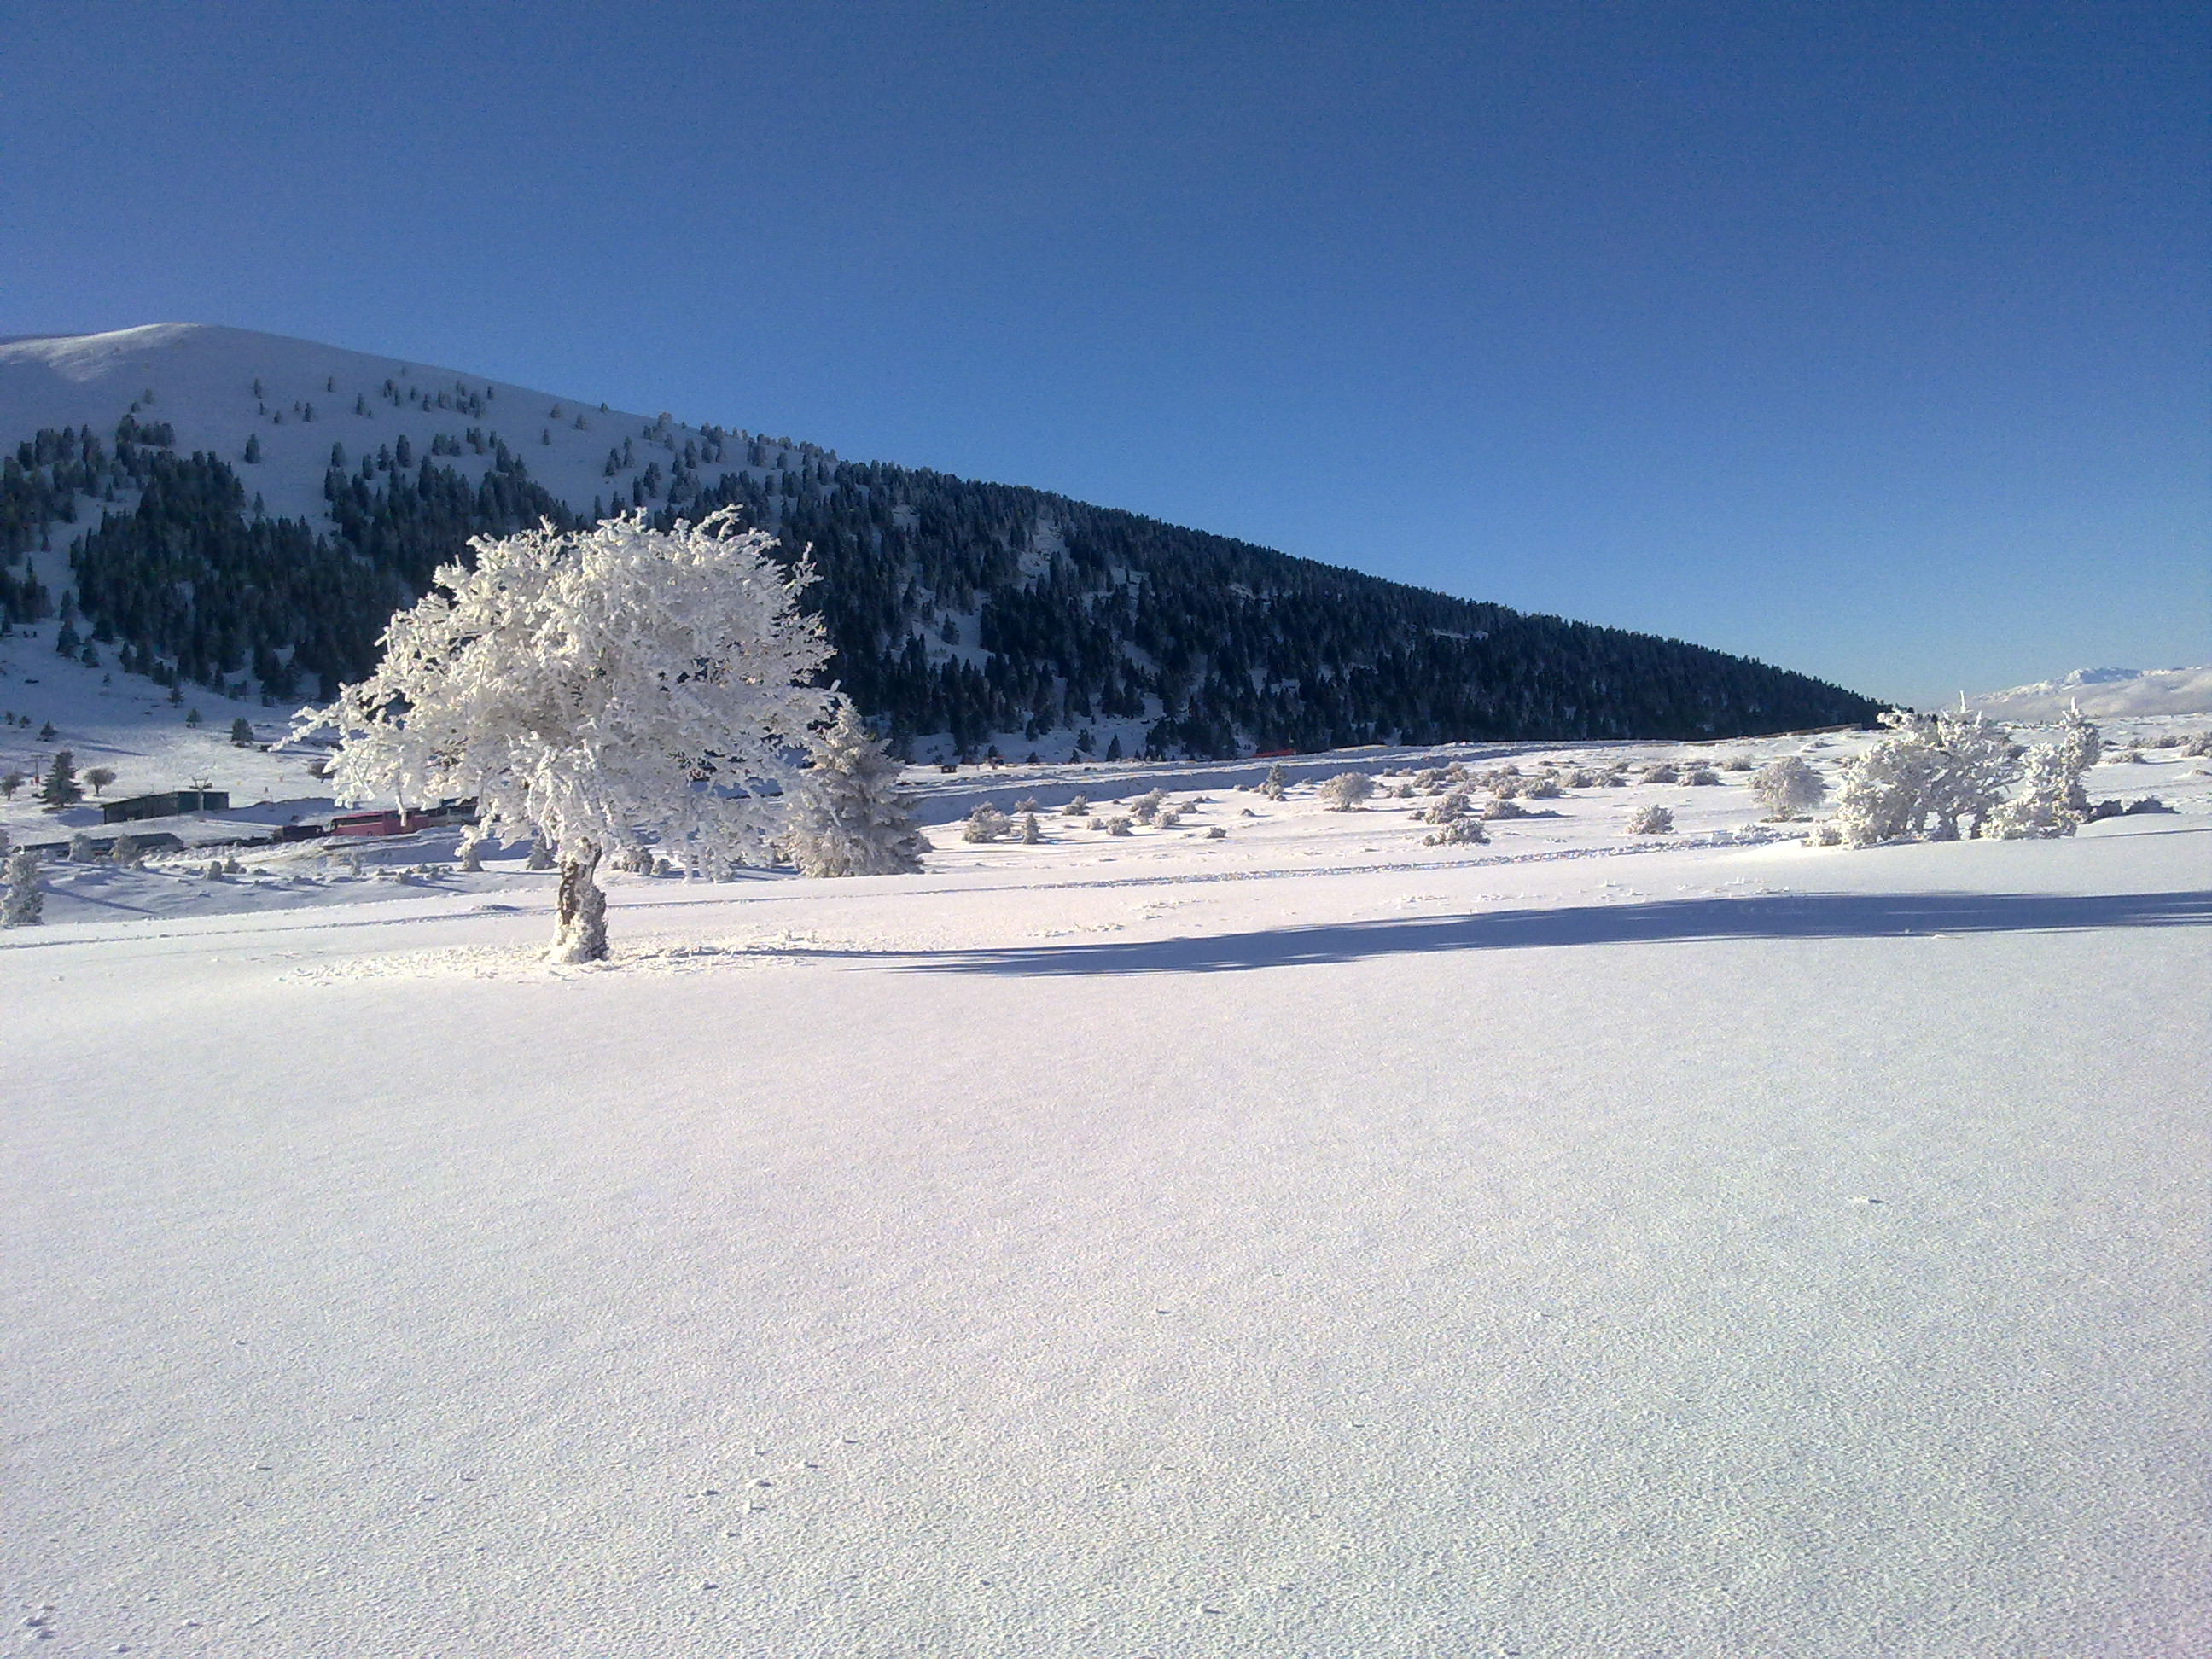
[2,323,1884,760]
[1966,666,2212,722]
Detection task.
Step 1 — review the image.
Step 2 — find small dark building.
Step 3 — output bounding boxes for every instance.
[101,789,231,824]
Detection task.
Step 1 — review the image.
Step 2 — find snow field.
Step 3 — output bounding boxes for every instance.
[3,786,2207,1654]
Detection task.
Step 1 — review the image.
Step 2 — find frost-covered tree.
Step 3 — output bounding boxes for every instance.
[1987,710,2101,840]
[1020,812,1044,844]
[1260,763,1288,800]
[783,699,928,876]
[0,771,21,800]
[1318,771,1375,811]
[1751,755,1826,820]
[3,849,43,927]
[83,766,117,797]
[1626,804,1674,835]
[1831,708,2017,847]
[1062,794,1090,817]
[296,509,830,962]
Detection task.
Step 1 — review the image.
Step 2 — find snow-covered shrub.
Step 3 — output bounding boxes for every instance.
[1413,767,1451,793]
[784,701,928,876]
[1157,807,1183,828]
[1086,816,1105,830]
[1626,804,1674,835]
[1751,756,1826,820]
[2,849,43,927]
[525,842,555,871]
[67,833,101,862]
[1020,812,1044,844]
[1600,767,1630,788]
[1422,789,1471,825]
[297,508,829,963]
[1803,822,1843,847]
[1522,776,1563,799]
[1130,789,1167,823]
[1260,764,1289,800]
[108,835,142,867]
[1206,824,1225,840]
[1062,794,1090,817]
[1424,818,1489,846]
[1318,772,1376,811]
[1104,815,1132,836]
[963,805,1014,843]
[1680,767,1719,787]
[1563,768,1597,789]
[1642,760,1679,783]
[1015,797,1042,815]
[1831,708,2017,847]
[1481,796,1529,820]
[457,839,483,872]
[2181,731,2211,758]
[1721,755,1753,771]
[1986,711,2100,840]
[2115,747,2144,764]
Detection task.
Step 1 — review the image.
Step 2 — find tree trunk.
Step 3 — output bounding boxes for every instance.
[551,841,607,963]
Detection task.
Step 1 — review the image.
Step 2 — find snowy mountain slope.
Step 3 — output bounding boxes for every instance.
[1966,664,2212,721]
[3,324,1886,760]
[0,323,806,528]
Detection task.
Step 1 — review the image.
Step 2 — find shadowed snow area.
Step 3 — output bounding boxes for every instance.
[908,887,2212,975]
[2,798,2206,1656]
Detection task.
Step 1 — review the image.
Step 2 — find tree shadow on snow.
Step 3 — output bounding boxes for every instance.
[896,889,2212,977]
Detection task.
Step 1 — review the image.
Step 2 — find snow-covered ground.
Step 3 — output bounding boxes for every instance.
[4,729,2208,1656]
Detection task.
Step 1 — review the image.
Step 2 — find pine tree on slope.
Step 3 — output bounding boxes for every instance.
[783,699,928,876]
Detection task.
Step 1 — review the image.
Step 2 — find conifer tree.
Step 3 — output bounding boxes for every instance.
[782,699,928,876]
[2,848,42,927]
[38,750,81,807]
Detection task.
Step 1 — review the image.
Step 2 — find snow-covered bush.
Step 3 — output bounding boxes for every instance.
[1318,772,1376,811]
[1626,804,1674,835]
[962,805,1014,843]
[1721,755,1753,772]
[296,509,829,962]
[1130,789,1167,824]
[1413,767,1450,793]
[1104,815,1132,836]
[1424,818,1489,846]
[457,839,484,872]
[783,701,928,876]
[525,842,556,872]
[1421,789,1471,825]
[1481,796,1530,820]
[1751,756,1826,820]
[3,849,42,927]
[2181,731,2211,758]
[1259,764,1288,800]
[1642,761,1679,783]
[67,833,101,862]
[1020,812,1044,844]
[1680,766,1719,787]
[1086,816,1105,830]
[1830,708,2017,847]
[1985,710,2100,840]
[1062,794,1090,817]
[1206,824,1225,840]
[108,835,142,867]
[1522,775,1563,799]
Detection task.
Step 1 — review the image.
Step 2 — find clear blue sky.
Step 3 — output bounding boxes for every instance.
[3,1,2203,707]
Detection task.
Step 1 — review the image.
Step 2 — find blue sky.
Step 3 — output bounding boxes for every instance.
[2,1,2203,707]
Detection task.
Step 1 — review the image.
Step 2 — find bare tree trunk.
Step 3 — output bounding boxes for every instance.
[551,841,607,962]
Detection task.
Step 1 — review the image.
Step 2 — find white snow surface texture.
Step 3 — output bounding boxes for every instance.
[3,748,2208,1656]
